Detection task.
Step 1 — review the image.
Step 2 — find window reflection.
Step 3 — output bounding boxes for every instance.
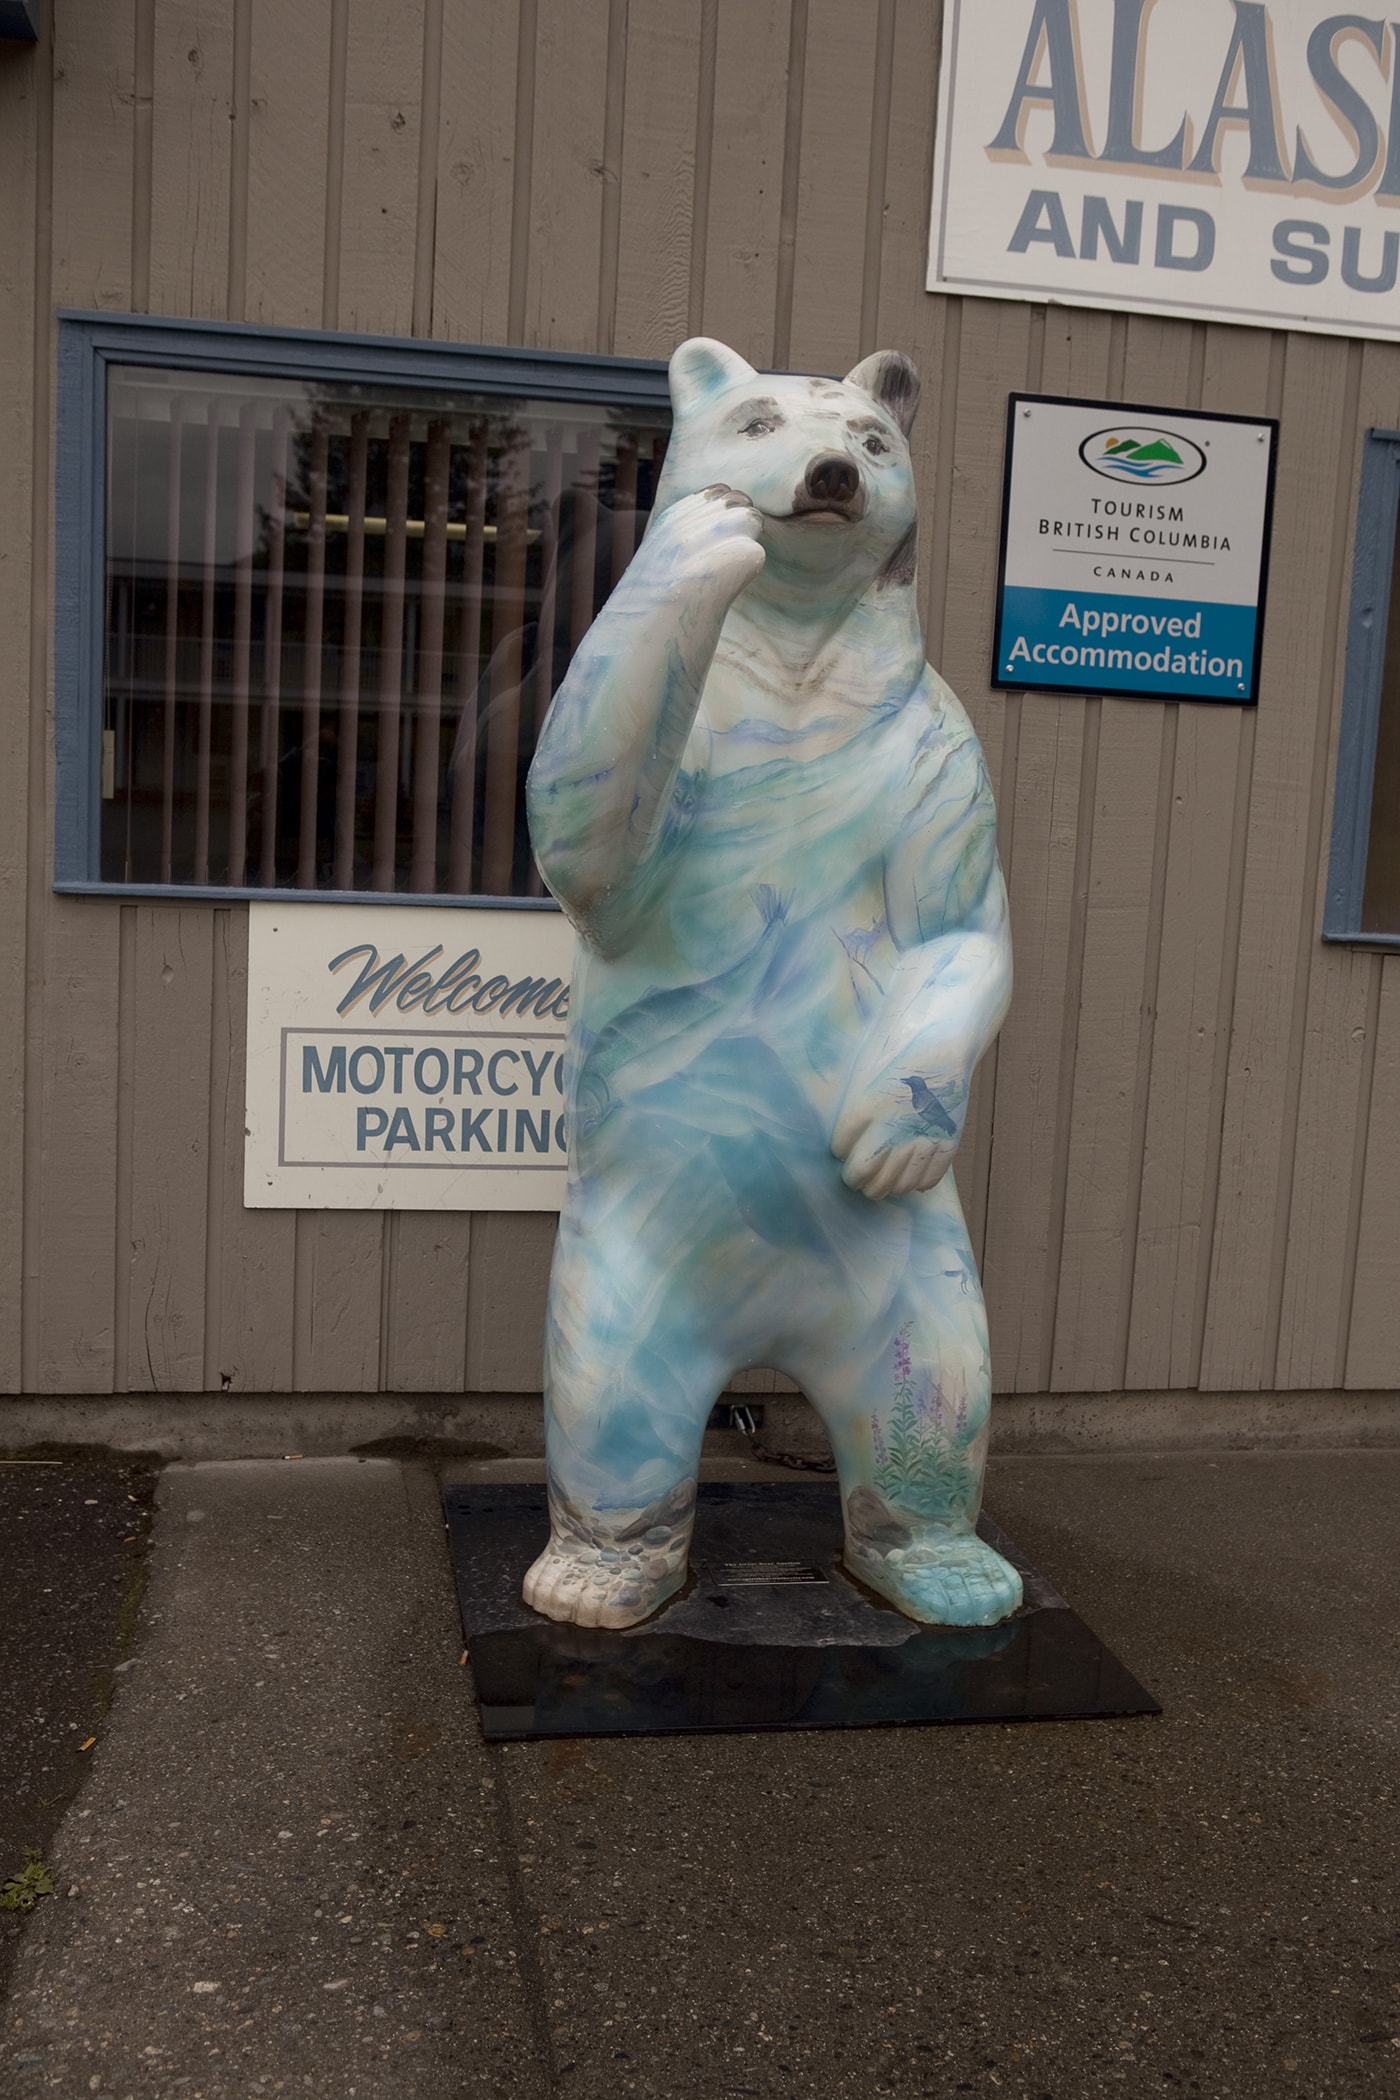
[101,367,669,894]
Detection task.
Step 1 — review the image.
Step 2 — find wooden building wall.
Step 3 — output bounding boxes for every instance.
[1,0,1397,1405]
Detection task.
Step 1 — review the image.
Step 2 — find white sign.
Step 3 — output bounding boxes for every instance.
[244,904,575,1211]
[929,0,1400,340]
[995,393,1277,701]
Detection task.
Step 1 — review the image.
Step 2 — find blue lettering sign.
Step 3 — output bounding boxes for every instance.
[488,1048,520,1097]
[988,0,1093,160]
[521,1048,555,1095]
[383,1107,422,1152]
[1008,189,1076,256]
[349,1046,385,1094]
[454,1047,483,1095]
[328,941,569,1021]
[303,1044,346,1093]
[414,1046,449,1094]
[425,1108,455,1151]
[356,1106,388,1149]
[516,1109,551,1154]
[461,1107,494,1152]
[1273,217,1330,283]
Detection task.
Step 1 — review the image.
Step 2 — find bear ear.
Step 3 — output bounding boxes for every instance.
[669,337,759,417]
[844,350,921,437]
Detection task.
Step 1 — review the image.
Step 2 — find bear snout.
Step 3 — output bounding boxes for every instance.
[798,451,864,516]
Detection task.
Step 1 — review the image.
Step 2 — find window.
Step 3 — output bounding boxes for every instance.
[1326,425,1400,943]
[56,314,671,903]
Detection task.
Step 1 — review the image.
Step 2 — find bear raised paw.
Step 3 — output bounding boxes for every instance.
[524,336,1019,1631]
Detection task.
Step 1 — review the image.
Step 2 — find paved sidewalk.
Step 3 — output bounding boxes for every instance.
[2,1449,1397,2098]
[3,1460,540,2098]
[0,1455,156,2006]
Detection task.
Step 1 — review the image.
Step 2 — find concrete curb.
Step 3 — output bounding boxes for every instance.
[2,1385,1399,1460]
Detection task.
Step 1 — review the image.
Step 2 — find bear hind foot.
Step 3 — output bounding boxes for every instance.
[523,1478,695,1629]
[844,1530,1023,1628]
[522,1538,687,1629]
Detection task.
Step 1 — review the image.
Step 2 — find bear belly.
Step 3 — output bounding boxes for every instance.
[569,861,890,1136]
[561,730,925,1196]
[563,915,916,1285]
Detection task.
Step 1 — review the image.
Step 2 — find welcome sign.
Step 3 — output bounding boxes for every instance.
[994,393,1277,702]
[929,0,1400,339]
[245,904,575,1210]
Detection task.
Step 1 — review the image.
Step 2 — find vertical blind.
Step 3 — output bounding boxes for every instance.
[102,366,670,895]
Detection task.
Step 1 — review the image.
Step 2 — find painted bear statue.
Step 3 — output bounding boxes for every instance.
[523,337,1018,1632]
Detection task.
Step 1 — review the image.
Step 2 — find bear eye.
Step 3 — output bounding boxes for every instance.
[863,433,891,458]
[739,414,781,437]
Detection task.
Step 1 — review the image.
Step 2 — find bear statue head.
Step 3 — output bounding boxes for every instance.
[651,336,921,595]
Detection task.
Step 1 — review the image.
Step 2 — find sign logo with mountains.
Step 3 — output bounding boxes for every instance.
[1079,426,1207,487]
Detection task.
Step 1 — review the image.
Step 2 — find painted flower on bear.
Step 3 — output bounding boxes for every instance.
[872,1321,976,1525]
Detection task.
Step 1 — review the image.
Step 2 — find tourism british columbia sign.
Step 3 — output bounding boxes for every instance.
[929,0,1400,339]
[245,904,574,1210]
[994,394,1277,702]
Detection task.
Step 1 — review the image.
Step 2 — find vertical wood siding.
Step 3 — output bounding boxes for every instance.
[4,0,1398,1399]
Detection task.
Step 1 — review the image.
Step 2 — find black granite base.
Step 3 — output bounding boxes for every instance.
[443,1481,1159,1740]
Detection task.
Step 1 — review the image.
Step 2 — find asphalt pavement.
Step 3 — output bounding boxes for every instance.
[0,1443,1395,2098]
[0,1454,156,2007]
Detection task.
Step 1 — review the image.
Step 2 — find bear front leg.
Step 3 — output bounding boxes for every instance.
[527,485,765,954]
[836,712,1012,1199]
[831,929,1010,1199]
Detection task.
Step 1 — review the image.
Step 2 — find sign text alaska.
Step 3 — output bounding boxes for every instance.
[930,0,1400,338]
[245,905,575,1210]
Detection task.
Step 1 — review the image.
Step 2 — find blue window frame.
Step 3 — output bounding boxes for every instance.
[55,311,671,906]
[1326,425,1400,945]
